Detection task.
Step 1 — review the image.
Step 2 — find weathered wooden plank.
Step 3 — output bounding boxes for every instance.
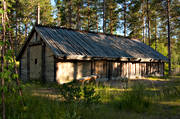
[41,43,46,83]
[108,61,112,80]
[54,57,56,82]
[91,60,94,75]
[29,41,42,46]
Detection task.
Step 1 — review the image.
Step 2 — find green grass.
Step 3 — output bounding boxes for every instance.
[2,76,180,119]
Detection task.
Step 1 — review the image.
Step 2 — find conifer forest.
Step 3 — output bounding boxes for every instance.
[0,0,180,119]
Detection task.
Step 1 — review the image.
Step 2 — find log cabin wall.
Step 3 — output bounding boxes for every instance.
[56,60,109,84]
[56,62,75,84]
[45,46,54,82]
[19,32,55,82]
[55,60,165,84]
[21,49,165,83]
[28,32,42,80]
[77,61,91,79]
[110,61,164,80]
[94,61,108,80]
[56,61,92,84]
[29,45,42,80]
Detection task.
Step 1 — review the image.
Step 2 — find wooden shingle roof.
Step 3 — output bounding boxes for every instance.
[17,25,168,62]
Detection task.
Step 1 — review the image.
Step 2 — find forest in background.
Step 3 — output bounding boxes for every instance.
[0,1,180,119]
[1,0,180,72]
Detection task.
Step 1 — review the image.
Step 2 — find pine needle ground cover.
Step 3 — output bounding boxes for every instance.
[2,76,180,119]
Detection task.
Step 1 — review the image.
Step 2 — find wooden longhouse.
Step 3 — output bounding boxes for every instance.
[16,25,168,84]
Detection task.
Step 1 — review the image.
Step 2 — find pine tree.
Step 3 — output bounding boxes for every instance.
[167,0,171,75]
[106,0,118,34]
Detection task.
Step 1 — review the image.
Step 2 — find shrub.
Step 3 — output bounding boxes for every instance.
[83,86,100,104]
[57,81,100,104]
[58,81,81,103]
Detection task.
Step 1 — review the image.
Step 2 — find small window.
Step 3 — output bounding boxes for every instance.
[35,59,37,64]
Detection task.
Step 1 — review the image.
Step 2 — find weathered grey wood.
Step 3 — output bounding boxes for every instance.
[41,42,46,83]
[29,41,42,46]
[108,61,112,80]
[44,45,54,82]
[163,62,165,76]
[54,57,56,82]
[158,62,160,73]
[91,60,94,75]
[17,25,168,83]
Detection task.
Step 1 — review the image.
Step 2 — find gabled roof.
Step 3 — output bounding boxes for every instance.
[16,25,168,62]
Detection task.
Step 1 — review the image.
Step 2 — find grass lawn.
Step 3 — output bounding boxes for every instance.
[4,76,180,119]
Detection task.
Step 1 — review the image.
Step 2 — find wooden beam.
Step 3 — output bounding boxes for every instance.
[135,63,136,75]
[146,63,149,75]
[27,46,30,81]
[163,62,165,76]
[54,57,57,82]
[29,41,42,46]
[41,43,46,83]
[73,61,78,80]
[158,62,160,73]
[108,61,112,80]
[91,60,95,75]
[139,63,141,77]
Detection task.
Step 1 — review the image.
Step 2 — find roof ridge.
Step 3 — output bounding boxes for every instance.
[35,24,132,39]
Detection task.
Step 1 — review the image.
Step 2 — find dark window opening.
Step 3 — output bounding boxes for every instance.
[35,59,37,64]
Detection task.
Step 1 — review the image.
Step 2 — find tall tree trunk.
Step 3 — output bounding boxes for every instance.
[103,0,106,33]
[146,0,150,46]
[110,11,113,34]
[1,1,6,119]
[68,0,72,28]
[76,2,80,30]
[124,0,126,37]
[87,0,90,31]
[109,1,112,34]
[167,0,171,75]
[15,0,18,54]
[142,0,145,43]
[142,13,145,43]
[155,17,157,51]
[95,0,99,32]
